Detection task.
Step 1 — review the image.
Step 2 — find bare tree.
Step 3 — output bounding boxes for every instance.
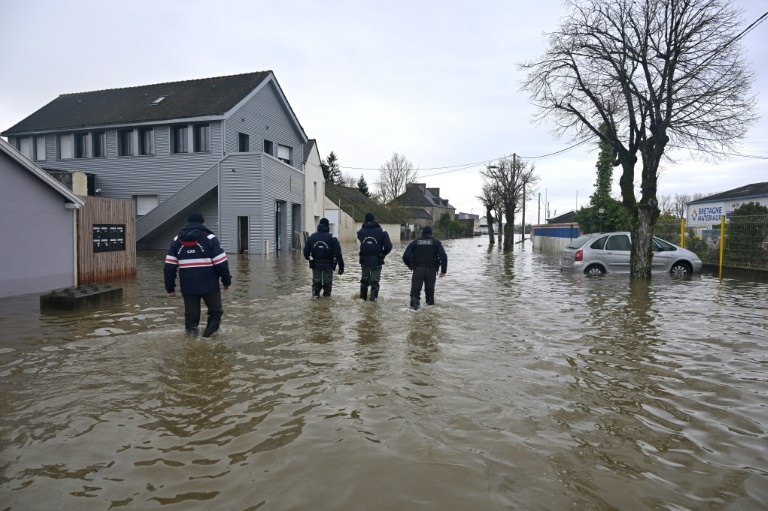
[477,180,502,244]
[341,172,357,188]
[658,194,673,216]
[376,152,419,205]
[672,193,691,219]
[521,0,758,278]
[481,155,539,251]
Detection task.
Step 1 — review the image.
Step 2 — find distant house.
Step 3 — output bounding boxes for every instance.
[686,182,768,233]
[2,71,308,254]
[547,211,577,224]
[392,183,455,228]
[303,140,325,238]
[0,138,85,298]
[323,184,401,242]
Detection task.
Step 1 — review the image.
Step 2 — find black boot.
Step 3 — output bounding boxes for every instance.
[312,286,321,299]
[369,287,378,302]
[360,284,368,301]
[410,296,420,310]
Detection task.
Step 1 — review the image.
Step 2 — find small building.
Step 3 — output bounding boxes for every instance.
[532,211,580,254]
[686,181,768,234]
[391,183,456,228]
[323,184,400,242]
[0,138,85,298]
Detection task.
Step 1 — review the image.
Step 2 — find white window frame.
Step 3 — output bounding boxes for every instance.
[277,144,291,165]
[135,195,159,216]
[193,123,210,153]
[58,134,74,159]
[172,125,188,153]
[92,131,106,158]
[118,129,134,156]
[18,137,34,160]
[34,136,46,161]
[138,127,154,156]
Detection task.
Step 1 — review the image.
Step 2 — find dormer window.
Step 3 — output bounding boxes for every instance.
[149,96,167,105]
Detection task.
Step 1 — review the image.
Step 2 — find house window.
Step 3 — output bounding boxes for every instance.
[118,129,133,156]
[92,131,105,158]
[238,132,249,152]
[34,136,46,161]
[313,182,317,202]
[138,127,154,155]
[75,133,88,158]
[18,137,33,160]
[193,123,210,152]
[135,195,159,216]
[263,139,273,155]
[277,144,292,165]
[58,134,74,159]
[172,125,188,153]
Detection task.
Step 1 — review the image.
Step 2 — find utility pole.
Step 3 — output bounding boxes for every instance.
[538,192,541,224]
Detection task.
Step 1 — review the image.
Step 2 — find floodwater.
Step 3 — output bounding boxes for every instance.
[1,237,767,511]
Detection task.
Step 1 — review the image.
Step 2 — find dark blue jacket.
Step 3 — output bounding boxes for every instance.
[164,222,232,295]
[357,221,393,267]
[303,223,344,271]
[402,234,448,273]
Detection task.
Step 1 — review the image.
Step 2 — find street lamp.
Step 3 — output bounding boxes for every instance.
[598,208,606,232]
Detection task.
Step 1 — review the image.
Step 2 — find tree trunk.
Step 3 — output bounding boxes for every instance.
[503,205,515,251]
[630,203,655,279]
[486,207,495,245]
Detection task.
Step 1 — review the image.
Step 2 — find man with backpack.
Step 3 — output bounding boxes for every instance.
[303,218,344,298]
[402,226,448,310]
[357,212,393,301]
[164,212,232,337]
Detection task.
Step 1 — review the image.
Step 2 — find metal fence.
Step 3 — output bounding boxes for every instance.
[655,216,768,271]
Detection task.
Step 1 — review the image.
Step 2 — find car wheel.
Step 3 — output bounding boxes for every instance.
[670,261,692,276]
[585,265,605,275]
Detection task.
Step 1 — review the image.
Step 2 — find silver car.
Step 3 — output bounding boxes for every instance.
[560,231,703,275]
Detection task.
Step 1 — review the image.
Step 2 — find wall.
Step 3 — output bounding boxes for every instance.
[77,196,136,284]
[303,144,324,235]
[0,150,77,298]
[531,223,581,254]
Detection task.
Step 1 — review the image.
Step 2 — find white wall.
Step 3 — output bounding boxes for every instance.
[303,144,324,234]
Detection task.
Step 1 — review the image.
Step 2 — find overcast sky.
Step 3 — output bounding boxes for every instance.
[1,0,766,221]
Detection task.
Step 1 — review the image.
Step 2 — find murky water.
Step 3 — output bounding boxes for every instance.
[1,238,767,510]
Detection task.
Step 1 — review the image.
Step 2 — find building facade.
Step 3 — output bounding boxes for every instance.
[2,71,308,254]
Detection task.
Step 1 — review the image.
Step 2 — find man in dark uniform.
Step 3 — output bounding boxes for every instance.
[357,212,393,301]
[303,218,344,298]
[164,212,232,337]
[402,226,447,310]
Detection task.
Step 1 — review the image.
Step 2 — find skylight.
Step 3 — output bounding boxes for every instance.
[149,96,167,105]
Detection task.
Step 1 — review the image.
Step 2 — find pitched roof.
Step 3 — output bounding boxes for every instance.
[547,211,577,224]
[325,184,400,224]
[0,138,85,207]
[2,71,299,135]
[688,181,768,204]
[393,183,455,209]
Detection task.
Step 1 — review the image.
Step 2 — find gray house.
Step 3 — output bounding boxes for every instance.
[392,183,456,228]
[0,138,85,298]
[2,71,308,254]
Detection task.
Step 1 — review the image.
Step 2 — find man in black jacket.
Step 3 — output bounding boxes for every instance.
[402,226,447,310]
[303,218,344,298]
[164,212,232,336]
[357,212,393,301]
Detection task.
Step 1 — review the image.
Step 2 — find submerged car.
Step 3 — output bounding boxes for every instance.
[560,231,703,275]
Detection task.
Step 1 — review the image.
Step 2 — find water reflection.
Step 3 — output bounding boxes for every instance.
[1,240,767,510]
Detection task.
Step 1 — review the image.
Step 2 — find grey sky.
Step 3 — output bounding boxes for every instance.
[1,0,765,220]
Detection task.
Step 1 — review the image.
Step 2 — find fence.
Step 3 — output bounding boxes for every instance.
[656,215,768,272]
[77,196,137,284]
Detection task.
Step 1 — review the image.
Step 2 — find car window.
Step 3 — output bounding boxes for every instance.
[590,236,608,250]
[606,234,631,251]
[653,237,677,251]
[566,235,593,249]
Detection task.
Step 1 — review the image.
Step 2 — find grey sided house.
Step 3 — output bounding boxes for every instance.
[0,138,85,299]
[2,71,308,254]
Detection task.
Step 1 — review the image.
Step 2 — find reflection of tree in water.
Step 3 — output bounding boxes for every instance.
[147,341,235,438]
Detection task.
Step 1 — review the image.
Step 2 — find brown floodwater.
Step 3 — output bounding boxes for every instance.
[1,237,767,510]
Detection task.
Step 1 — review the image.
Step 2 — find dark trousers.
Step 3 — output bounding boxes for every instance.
[183,291,223,336]
[312,268,334,296]
[360,265,382,300]
[410,266,437,307]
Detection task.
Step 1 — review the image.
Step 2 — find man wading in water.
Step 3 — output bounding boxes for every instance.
[402,226,447,310]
